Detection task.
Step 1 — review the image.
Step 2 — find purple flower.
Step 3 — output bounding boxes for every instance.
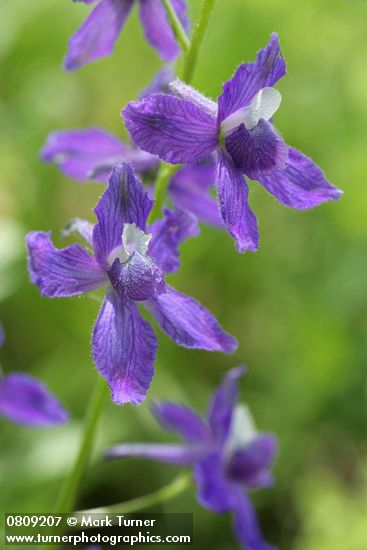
[41,129,222,227]
[26,162,237,406]
[106,367,277,550]
[0,373,69,427]
[0,325,68,427]
[123,33,343,253]
[65,0,188,70]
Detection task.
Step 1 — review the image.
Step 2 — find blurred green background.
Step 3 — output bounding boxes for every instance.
[1,0,367,548]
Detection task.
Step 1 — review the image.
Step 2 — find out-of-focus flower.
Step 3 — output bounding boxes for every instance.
[65,0,188,70]
[26,162,237,406]
[106,367,277,550]
[41,129,221,227]
[123,33,342,253]
[0,326,68,427]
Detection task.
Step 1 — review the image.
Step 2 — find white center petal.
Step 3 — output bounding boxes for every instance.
[107,223,151,266]
[220,87,282,136]
[225,404,257,456]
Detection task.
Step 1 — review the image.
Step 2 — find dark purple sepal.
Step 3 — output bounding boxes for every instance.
[218,33,286,124]
[92,290,157,405]
[93,162,153,266]
[225,120,288,179]
[216,150,259,253]
[26,231,106,298]
[144,285,238,353]
[257,147,343,209]
[231,489,278,550]
[194,452,234,513]
[122,94,218,164]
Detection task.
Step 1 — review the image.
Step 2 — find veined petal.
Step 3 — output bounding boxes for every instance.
[225,120,288,179]
[218,33,286,124]
[0,373,69,427]
[26,231,106,298]
[144,285,237,353]
[226,435,277,488]
[138,0,188,61]
[170,79,218,118]
[194,452,234,513]
[207,366,245,441]
[232,490,278,550]
[123,94,218,164]
[149,208,199,274]
[106,443,202,465]
[64,0,134,71]
[152,402,211,443]
[170,161,223,227]
[257,147,343,209]
[216,150,259,253]
[92,290,157,405]
[40,128,127,182]
[93,162,153,266]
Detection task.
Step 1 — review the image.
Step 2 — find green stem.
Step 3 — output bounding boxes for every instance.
[75,472,191,525]
[162,0,190,53]
[147,163,180,224]
[182,0,217,84]
[53,376,107,514]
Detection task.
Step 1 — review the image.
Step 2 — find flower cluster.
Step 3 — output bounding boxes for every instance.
[20,2,343,548]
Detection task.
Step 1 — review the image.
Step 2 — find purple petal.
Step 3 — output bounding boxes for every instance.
[106,443,202,465]
[218,33,286,124]
[207,366,245,441]
[123,94,218,164]
[225,120,288,179]
[257,147,343,209]
[40,128,127,182]
[170,161,223,227]
[65,0,134,71]
[152,402,211,443]
[138,0,188,61]
[216,150,259,253]
[149,208,199,274]
[170,79,218,118]
[145,285,237,353]
[26,231,106,298]
[194,452,234,513]
[107,254,164,301]
[226,435,277,488]
[74,0,97,4]
[93,162,153,266]
[139,66,175,99]
[92,290,157,405]
[0,373,69,427]
[232,490,278,550]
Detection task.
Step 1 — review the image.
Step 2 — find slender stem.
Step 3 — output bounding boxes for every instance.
[182,0,217,84]
[148,163,180,224]
[76,472,191,526]
[53,376,107,514]
[162,0,190,53]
